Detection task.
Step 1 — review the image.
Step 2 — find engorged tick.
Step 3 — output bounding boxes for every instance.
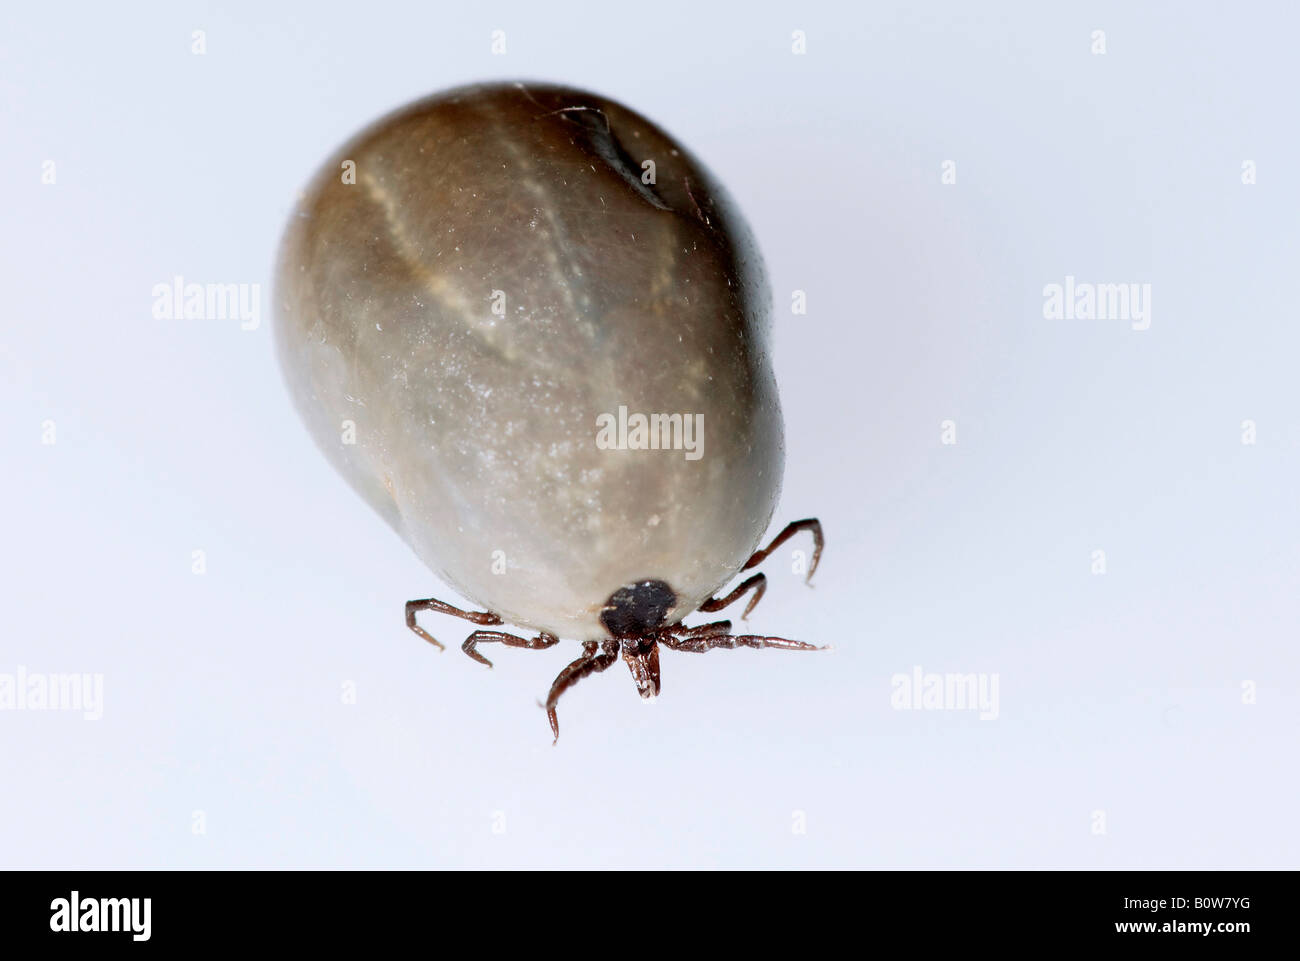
[273,81,827,741]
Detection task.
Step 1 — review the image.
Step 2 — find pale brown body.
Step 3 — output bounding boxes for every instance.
[274,82,785,641]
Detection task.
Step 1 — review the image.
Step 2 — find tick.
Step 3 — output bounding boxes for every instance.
[274,81,826,740]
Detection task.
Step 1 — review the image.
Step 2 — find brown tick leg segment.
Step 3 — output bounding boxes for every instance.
[699,573,767,620]
[404,597,503,651]
[671,619,733,638]
[462,630,560,669]
[660,632,824,654]
[546,640,619,744]
[741,518,824,583]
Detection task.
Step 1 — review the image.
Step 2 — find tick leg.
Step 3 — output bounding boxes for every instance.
[672,619,733,638]
[405,597,503,652]
[742,518,824,583]
[545,640,619,744]
[462,630,559,669]
[661,632,824,654]
[699,573,767,620]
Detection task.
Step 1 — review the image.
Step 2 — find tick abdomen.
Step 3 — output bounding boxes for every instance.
[275,82,783,640]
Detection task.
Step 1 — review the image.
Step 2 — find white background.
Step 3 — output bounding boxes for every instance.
[2,0,1296,868]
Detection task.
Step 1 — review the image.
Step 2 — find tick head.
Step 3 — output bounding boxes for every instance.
[600,579,677,637]
[601,580,674,701]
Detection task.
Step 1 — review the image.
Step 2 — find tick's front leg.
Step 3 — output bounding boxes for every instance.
[462,629,560,669]
[545,640,619,744]
[661,631,824,654]
[699,573,767,620]
[404,596,503,651]
[742,518,824,583]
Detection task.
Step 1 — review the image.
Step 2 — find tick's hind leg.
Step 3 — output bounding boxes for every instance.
[673,619,733,637]
[462,629,559,669]
[699,573,767,620]
[405,596,502,651]
[545,640,619,744]
[742,518,824,583]
[662,627,824,654]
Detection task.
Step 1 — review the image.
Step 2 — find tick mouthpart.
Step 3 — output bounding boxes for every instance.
[600,579,677,637]
[620,637,662,700]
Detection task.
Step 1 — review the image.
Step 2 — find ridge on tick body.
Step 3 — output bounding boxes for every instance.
[273,81,825,740]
